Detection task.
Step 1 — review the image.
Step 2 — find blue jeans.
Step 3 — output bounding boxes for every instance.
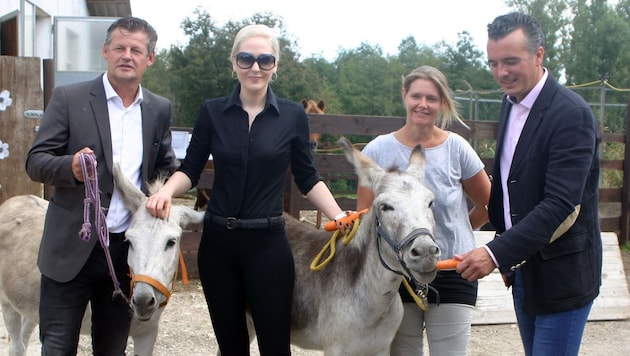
[512,270,592,356]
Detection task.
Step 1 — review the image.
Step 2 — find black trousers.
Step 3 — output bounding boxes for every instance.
[198,222,294,356]
[39,233,132,356]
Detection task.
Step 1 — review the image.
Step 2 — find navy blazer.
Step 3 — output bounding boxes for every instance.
[486,74,602,315]
[26,74,176,283]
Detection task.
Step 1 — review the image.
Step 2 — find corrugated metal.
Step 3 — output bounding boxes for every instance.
[85,0,132,17]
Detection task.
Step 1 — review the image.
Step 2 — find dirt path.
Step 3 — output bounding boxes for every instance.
[2,208,630,355]
[2,277,630,355]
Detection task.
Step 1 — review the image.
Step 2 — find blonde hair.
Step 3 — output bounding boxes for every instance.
[402,66,465,129]
[231,24,280,62]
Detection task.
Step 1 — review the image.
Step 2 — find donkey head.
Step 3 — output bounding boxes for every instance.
[339,137,440,285]
[112,164,204,321]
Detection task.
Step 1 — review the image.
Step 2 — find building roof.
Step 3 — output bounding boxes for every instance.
[85,0,132,17]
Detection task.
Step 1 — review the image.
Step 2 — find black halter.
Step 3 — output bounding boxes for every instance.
[374,214,439,303]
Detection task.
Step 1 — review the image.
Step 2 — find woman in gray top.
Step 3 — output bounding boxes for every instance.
[357,65,491,355]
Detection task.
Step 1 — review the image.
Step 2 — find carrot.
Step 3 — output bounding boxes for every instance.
[324,209,369,231]
[436,259,460,270]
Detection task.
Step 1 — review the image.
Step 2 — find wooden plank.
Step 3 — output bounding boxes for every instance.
[600,217,621,233]
[308,114,405,136]
[601,159,624,171]
[621,98,630,244]
[600,188,622,202]
[472,231,630,325]
[193,113,629,235]
[0,56,43,204]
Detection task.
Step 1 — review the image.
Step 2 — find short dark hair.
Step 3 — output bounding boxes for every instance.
[487,12,544,55]
[105,16,158,55]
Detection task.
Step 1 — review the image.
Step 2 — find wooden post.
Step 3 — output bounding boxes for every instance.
[42,58,55,200]
[620,98,630,245]
[0,56,43,204]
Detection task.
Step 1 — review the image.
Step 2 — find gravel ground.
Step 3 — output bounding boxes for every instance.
[2,208,630,355]
[3,256,630,356]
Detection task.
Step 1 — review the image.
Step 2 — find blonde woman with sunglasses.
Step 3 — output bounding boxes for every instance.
[146,24,351,355]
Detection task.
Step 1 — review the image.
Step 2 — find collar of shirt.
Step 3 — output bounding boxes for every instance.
[505,68,548,110]
[223,83,280,115]
[102,72,144,107]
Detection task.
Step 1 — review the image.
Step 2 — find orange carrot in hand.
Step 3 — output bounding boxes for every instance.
[324,209,369,231]
[436,259,460,270]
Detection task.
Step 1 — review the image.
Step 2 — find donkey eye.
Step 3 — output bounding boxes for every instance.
[428,200,434,208]
[166,239,176,248]
[380,203,394,211]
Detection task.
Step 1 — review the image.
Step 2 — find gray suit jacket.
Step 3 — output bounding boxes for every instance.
[26,74,176,282]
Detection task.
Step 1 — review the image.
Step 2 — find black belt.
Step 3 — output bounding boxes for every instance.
[207,214,284,230]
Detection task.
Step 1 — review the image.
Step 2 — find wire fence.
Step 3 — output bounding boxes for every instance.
[454,80,629,134]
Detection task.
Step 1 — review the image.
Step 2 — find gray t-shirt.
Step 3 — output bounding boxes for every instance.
[362,132,484,257]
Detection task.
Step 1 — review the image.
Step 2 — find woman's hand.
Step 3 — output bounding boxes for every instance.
[146,191,173,219]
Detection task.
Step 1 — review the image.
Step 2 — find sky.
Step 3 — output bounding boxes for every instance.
[130,0,512,61]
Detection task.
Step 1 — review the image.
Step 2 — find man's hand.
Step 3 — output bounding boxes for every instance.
[454,246,497,282]
[72,147,95,182]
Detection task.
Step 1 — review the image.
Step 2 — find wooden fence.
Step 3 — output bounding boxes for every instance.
[0,56,44,204]
[191,103,630,247]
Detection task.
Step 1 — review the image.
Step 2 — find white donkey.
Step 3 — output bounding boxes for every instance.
[0,165,204,356]
[240,137,441,355]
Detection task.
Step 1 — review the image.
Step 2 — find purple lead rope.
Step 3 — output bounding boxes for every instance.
[78,152,127,301]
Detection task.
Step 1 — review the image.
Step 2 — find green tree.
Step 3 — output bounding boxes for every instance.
[142,48,175,103]
[395,36,442,74]
[141,3,629,135]
[300,57,342,113]
[565,0,630,90]
[438,31,495,92]
[333,43,396,116]
[144,9,314,127]
[437,32,500,121]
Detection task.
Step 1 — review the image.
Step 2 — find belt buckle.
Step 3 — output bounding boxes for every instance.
[226,217,237,229]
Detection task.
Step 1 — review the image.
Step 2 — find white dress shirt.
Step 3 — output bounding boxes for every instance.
[102,73,144,233]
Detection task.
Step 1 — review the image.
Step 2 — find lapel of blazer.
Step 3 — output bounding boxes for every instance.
[493,97,512,179]
[509,74,557,174]
[140,88,154,187]
[89,75,114,174]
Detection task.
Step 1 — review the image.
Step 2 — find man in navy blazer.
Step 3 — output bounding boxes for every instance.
[455,12,602,356]
[26,17,176,354]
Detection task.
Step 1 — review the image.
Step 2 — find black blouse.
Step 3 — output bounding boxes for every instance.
[178,85,322,219]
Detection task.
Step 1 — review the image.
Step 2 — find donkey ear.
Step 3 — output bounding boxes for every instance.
[112,163,145,212]
[170,206,205,229]
[405,144,426,181]
[338,137,385,190]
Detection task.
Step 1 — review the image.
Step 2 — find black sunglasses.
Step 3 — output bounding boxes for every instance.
[235,52,276,71]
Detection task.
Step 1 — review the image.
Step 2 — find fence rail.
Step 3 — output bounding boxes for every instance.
[193,101,630,244]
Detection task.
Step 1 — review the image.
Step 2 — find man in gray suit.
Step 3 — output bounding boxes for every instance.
[26,16,176,355]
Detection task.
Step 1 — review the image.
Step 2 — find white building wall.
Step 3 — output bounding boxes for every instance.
[0,0,21,17]
[1,0,90,58]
